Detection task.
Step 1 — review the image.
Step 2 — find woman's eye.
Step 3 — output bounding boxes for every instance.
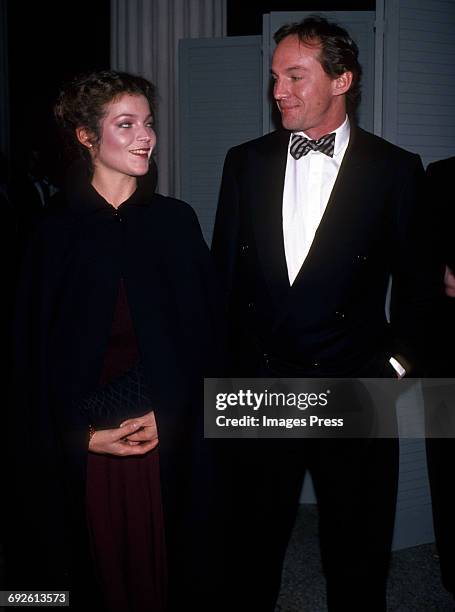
[119,122,132,128]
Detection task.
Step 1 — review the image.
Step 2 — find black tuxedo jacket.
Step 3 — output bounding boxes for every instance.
[212,125,441,377]
[426,156,455,269]
[425,156,455,375]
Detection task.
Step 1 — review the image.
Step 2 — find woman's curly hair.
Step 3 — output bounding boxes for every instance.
[54,70,157,167]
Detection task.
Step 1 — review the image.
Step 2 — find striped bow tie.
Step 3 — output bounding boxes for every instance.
[290,132,336,159]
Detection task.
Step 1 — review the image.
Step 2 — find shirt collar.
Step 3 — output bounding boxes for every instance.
[290,115,350,157]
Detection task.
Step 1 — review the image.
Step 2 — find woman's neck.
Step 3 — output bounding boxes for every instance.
[91,169,137,208]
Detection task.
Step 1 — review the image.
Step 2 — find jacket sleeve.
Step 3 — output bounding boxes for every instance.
[389,154,445,375]
[211,147,241,300]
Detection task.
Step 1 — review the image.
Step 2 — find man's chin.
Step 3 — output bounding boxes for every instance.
[280,116,303,132]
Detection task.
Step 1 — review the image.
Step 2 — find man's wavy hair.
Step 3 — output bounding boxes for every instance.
[274,15,362,120]
[54,70,156,169]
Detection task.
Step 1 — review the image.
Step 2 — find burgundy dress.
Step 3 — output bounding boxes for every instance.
[85,279,167,612]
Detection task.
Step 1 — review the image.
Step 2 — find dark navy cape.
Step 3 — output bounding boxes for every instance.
[7,165,225,608]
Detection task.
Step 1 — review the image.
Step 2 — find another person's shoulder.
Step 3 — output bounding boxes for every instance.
[426,155,455,179]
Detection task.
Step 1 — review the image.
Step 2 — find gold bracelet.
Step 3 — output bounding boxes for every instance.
[88,424,96,442]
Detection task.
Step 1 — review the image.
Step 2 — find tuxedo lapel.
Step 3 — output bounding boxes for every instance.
[290,126,371,286]
[250,129,291,298]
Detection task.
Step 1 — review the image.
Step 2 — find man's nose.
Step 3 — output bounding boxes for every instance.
[273,78,288,100]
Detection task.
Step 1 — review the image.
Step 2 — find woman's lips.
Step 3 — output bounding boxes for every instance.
[129,148,150,157]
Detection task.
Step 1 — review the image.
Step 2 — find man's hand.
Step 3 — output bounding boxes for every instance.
[444,265,455,297]
[89,412,158,456]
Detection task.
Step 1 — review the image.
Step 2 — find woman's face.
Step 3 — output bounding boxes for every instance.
[93,93,156,178]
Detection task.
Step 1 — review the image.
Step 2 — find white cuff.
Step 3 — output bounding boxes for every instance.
[389,356,406,378]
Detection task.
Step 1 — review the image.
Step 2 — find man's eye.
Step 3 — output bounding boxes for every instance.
[146,122,154,129]
[291,76,303,81]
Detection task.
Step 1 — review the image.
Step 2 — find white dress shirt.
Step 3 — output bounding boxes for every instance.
[283,115,350,285]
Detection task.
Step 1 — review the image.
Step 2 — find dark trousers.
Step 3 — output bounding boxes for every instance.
[426,437,455,596]
[218,436,399,612]
[423,329,455,597]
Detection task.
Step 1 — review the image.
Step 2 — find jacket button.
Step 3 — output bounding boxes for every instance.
[241,243,249,253]
[113,211,123,222]
[335,310,345,319]
[248,301,255,310]
[312,361,320,368]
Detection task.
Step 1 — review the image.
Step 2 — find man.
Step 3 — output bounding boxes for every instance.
[212,16,438,612]
[424,156,455,601]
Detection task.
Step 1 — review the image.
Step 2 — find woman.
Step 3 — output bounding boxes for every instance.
[8,71,223,611]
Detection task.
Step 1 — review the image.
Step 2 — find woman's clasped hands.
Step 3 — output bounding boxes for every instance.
[88,410,159,456]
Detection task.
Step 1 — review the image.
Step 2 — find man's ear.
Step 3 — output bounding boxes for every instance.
[76,127,94,149]
[333,71,353,97]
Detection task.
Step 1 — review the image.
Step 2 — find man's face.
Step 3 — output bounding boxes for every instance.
[271,35,343,138]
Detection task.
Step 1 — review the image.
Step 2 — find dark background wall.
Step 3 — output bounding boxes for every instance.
[227,0,374,35]
[7,0,110,181]
[6,0,374,183]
